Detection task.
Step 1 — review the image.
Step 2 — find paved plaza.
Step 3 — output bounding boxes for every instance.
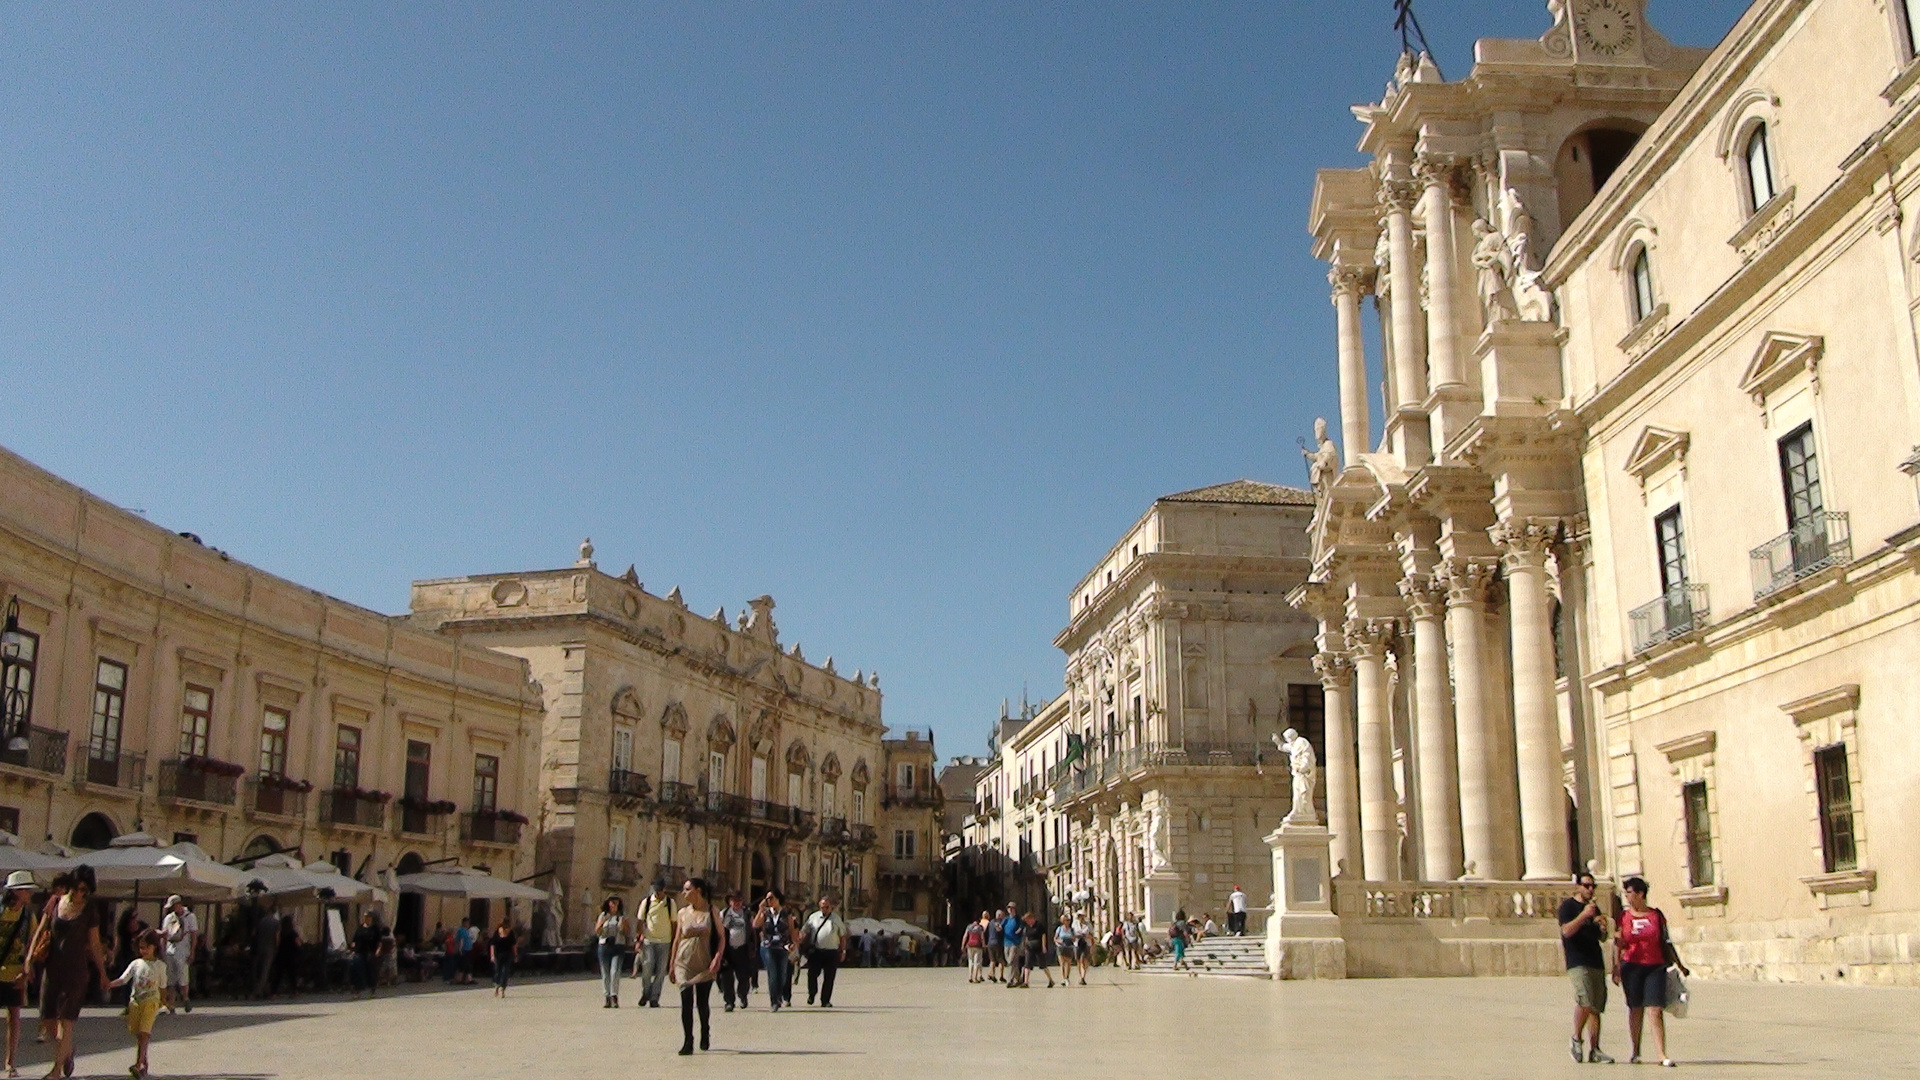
[25,967,1920,1079]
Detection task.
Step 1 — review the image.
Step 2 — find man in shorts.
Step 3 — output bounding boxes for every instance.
[1558,872,1614,1063]
[987,906,1008,982]
[160,895,198,1014]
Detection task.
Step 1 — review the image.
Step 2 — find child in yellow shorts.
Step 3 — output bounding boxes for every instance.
[108,929,167,1078]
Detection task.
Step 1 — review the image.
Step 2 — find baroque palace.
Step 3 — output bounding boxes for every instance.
[1289,0,1920,982]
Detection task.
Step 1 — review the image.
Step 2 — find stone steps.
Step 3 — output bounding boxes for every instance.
[1139,936,1270,978]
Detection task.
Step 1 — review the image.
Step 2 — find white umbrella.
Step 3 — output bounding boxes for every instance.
[82,835,246,901]
[878,918,931,937]
[396,866,547,902]
[0,832,71,881]
[241,854,382,904]
[845,917,886,936]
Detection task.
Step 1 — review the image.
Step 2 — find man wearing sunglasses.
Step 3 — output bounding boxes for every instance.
[1558,872,1614,1064]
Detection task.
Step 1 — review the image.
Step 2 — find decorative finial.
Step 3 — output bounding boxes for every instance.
[711,606,728,624]
[576,538,595,568]
[621,564,640,585]
[666,586,684,607]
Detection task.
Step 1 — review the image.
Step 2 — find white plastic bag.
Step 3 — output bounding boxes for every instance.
[1664,967,1690,1019]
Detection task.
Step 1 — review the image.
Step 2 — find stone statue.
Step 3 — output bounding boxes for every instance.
[1471,219,1518,322]
[1302,417,1340,492]
[1501,187,1556,322]
[1276,728,1319,825]
[1149,805,1171,870]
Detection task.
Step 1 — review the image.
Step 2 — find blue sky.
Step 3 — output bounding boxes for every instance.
[0,1,1746,757]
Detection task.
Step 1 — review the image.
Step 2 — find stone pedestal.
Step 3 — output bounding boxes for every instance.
[1262,824,1347,980]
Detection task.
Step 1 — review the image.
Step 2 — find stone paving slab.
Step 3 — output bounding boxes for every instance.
[24,967,1920,1079]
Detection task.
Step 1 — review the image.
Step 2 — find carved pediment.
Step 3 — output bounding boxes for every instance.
[1622,426,1690,490]
[706,714,735,747]
[611,686,644,722]
[1739,331,1822,409]
[849,758,870,787]
[786,739,810,769]
[660,701,690,737]
[820,752,842,781]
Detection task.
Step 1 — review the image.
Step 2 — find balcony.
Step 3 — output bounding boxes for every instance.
[602,858,642,889]
[462,811,526,847]
[396,797,454,838]
[818,815,849,845]
[747,799,793,828]
[1751,511,1852,600]
[1630,584,1710,654]
[878,855,938,879]
[652,863,686,889]
[845,888,872,911]
[701,791,749,821]
[883,783,941,809]
[0,725,68,778]
[789,809,817,840]
[245,775,311,821]
[608,767,652,807]
[158,757,243,808]
[74,748,144,794]
[654,780,697,818]
[320,787,389,831]
[848,823,878,851]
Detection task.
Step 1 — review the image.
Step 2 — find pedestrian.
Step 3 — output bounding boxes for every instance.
[1024,912,1054,987]
[1559,872,1614,1063]
[1167,912,1191,973]
[750,889,795,1011]
[28,864,105,1080]
[717,893,755,1012]
[1072,911,1091,984]
[349,912,382,1000]
[488,917,516,998]
[962,914,987,982]
[275,912,302,997]
[1613,876,1688,1067]
[252,901,280,999]
[159,895,197,1014]
[593,897,630,1007]
[1201,912,1219,939]
[1228,885,1248,936]
[999,905,1024,987]
[455,917,477,984]
[1122,912,1142,970]
[1052,915,1075,987]
[985,908,1005,982]
[668,878,723,1055]
[0,871,37,1078]
[800,896,848,1007]
[636,881,676,1008]
[105,929,166,1080]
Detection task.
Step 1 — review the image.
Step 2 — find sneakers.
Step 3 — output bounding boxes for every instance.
[1587,1048,1615,1065]
[1570,1038,1585,1063]
[1660,1061,1676,1068]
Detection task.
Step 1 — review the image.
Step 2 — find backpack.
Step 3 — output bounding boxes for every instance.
[963,924,984,949]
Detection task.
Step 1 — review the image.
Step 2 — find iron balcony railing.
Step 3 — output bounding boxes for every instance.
[246,775,310,820]
[1751,511,1851,599]
[0,725,67,777]
[397,800,451,838]
[702,791,749,820]
[847,823,878,850]
[878,855,937,878]
[884,782,941,808]
[790,809,817,839]
[652,863,686,889]
[462,812,524,847]
[1630,583,1709,654]
[609,767,653,802]
[158,758,241,807]
[818,815,849,845]
[76,748,143,792]
[602,858,642,888]
[655,780,697,816]
[321,788,388,829]
[748,799,794,827]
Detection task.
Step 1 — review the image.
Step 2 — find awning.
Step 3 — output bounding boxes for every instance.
[242,854,385,904]
[395,866,548,902]
[80,833,248,900]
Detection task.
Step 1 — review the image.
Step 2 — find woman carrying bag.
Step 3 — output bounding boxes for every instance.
[1611,876,1691,1067]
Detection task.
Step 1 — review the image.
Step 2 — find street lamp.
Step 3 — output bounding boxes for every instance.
[1,599,28,753]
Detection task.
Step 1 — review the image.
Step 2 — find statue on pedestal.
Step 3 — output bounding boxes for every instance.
[1276,728,1319,825]
[1302,418,1340,493]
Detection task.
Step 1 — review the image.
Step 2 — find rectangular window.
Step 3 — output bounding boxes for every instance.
[661,738,681,783]
[660,833,675,869]
[333,725,362,790]
[1814,744,1857,873]
[1655,506,1687,593]
[0,807,16,836]
[258,706,290,777]
[178,685,213,758]
[893,829,916,859]
[750,755,768,801]
[472,754,500,813]
[612,728,633,773]
[708,750,726,792]
[90,659,128,762]
[1778,423,1823,528]
[1682,781,1714,888]
[892,889,916,912]
[786,771,803,808]
[1287,684,1327,760]
[3,629,39,731]
[707,838,721,876]
[897,763,913,789]
[784,851,799,883]
[608,822,626,861]
[853,788,865,824]
[402,740,432,834]
[822,782,837,817]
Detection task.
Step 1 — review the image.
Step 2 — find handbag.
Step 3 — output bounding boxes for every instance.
[1664,967,1689,1018]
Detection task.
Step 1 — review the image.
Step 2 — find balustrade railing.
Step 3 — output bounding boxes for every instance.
[1334,879,1613,922]
[1630,583,1709,654]
[0,726,67,777]
[1751,511,1851,599]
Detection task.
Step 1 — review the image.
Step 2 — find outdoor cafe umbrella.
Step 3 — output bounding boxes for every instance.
[82,833,247,901]
[242,853,384,905]
[0,831,72,881]
[394,866,548,902]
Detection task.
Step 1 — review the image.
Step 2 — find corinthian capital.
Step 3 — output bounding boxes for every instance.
[1436,558,1498,608]
[1344,618,1396,658]
[1413,153,1467,196]
[1328,264,1376,299]
[1397,575,1448,621]
[1490,518,1559,569]
[1312,651,1354,690]
[1376,178,1422,215]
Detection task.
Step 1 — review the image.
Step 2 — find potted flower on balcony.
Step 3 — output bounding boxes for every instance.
[398,796,458,835]
[472,808,529,824]
[399,796,458,814]
[174,755,246,803]
[180,755,247,778]
[258,773,314,793]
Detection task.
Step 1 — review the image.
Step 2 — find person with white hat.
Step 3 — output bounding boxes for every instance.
[0,871,35,1078]
[159,895,197,1014]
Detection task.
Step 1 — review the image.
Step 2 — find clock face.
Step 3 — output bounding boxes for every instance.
[1579,0,1637,55]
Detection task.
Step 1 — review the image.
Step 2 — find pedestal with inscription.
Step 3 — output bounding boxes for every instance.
[1262,823,1347,979]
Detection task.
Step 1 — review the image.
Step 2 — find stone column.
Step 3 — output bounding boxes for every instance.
[1398,575,1461,880]
[1346,620,1400,882]
[1313,652,1362,878]
[1415,155,1465,390]
[1379,178,1427,411]
[1440,559,1499,878]
[1495,520,1573,881]
[1331,266,1374,463]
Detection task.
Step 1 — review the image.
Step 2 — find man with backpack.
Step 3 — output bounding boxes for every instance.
[636,881,676,1008]
[799,897,848,1007]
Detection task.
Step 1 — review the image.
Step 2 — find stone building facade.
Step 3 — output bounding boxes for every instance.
[409,554,888,936]
[1296,0,1920,981]
[0,445,543,940]
[875,729,943,929]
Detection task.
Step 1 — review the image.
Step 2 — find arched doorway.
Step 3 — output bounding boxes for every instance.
[749,851,767,899]
[69,812,116,852]
[396,852,426,944]
[242,834,281,861]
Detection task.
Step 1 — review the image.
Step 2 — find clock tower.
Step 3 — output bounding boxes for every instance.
[1547,0,1652,64]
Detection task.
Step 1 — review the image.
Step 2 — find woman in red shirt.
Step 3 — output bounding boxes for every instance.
[1611,876,1690,1066]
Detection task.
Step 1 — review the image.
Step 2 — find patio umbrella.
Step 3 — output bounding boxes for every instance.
[395,866,548,902]
[0,832,71,881]
[878,918,931,937]
[844,917,886,936]
[82,834,247,901]
[241,854,383,904]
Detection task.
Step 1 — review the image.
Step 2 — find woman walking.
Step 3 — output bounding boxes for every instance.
[29,865,105,1080]
[668,878,723,1055]
[1052,915,1075,987]
[593,897,630,1007]
[0,872,37,1078]
[962,915,987,983]
[488,917,517,998]
[717,893,756,1012]
[1613,876,1689,1067]
[751,890,794,1011]
[1167,913,1191,974]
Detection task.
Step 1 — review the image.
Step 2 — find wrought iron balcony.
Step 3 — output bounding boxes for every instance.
[396,797,454,837]
[883,783,942,809]
[76,748,143,792]
[878,854,937,878]
[655,780,697,817]
[747,799,794,828]
[246,775,311,820]
[848,823,878,850]
[652,863,686,889]
[158,757,242,807]
[0,725,66,778]
[1751,511,1852,600]
[462,811,525,847]
[701,790,749,820]
[789,809,817,839]
[321,787,389,830]
[1630,583,1709,654]
[818,815,849,845]
[608,767,652,804]
[602,858,642,889]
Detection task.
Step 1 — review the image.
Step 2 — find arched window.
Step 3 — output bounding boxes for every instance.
[1629,247,1655,324]
[1744,124,1777,211]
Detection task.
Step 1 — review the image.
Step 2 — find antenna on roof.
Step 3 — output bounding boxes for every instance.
[1392,0,1442,76]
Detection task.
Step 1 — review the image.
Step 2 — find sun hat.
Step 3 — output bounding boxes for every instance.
[165,894,184,907]
[4,871,35,891]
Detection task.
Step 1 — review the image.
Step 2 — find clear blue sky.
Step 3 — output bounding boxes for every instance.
[0,1,1746,758]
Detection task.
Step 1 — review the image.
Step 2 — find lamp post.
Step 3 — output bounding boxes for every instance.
[1,599,28,754]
